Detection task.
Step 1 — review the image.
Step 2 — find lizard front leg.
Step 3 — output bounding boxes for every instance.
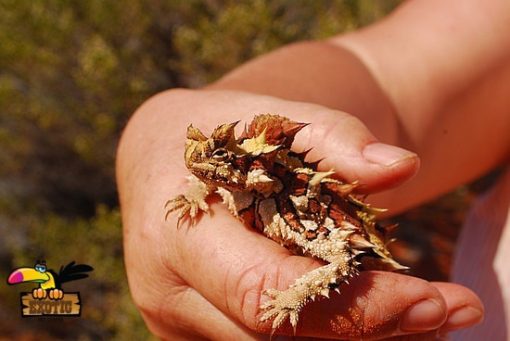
[165,175,214,226]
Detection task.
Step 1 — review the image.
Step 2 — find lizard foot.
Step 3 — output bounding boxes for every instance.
[260,288,302,334]
[165,176,211,226]
[165,195,204,226]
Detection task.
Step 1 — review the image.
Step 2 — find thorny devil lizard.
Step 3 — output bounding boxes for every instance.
[165,114,407,334]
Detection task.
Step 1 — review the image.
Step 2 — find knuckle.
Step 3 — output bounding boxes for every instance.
[227,255,303,333]
[324,114,371,141]
[226,260,277,332]
[227,263,266,331]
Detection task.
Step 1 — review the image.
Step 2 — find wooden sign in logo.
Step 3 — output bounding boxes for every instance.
[20,292,81,317]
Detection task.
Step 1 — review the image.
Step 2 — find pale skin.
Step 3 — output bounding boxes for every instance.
[117,0,510,340]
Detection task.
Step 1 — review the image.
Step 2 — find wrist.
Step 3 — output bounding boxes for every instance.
[330,0,510,127]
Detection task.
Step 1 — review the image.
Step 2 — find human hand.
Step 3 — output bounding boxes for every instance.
[117,89,483,340]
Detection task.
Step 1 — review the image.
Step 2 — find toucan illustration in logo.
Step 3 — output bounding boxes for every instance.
[7,260,93,300]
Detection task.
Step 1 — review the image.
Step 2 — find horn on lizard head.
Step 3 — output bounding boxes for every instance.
[186,124,207,141]
[211,120,239,147]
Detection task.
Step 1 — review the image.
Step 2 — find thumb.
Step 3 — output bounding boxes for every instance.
[292,110,419,193]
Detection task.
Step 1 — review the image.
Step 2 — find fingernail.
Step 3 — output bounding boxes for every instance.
[363,142,417,167]
[400,299,446,332]
[442,306,483,331]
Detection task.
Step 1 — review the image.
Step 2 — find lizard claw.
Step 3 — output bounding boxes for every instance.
[165,195,197,226]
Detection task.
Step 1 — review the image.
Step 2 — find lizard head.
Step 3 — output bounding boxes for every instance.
[183,115,307,194]
[184,121,249,190]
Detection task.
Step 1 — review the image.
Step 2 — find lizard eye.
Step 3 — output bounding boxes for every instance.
[212,148,228,159]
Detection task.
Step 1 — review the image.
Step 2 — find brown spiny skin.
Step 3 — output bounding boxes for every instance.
[166,114,407,334]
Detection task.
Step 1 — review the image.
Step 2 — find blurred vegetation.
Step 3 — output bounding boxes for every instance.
[7,0,486,339]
